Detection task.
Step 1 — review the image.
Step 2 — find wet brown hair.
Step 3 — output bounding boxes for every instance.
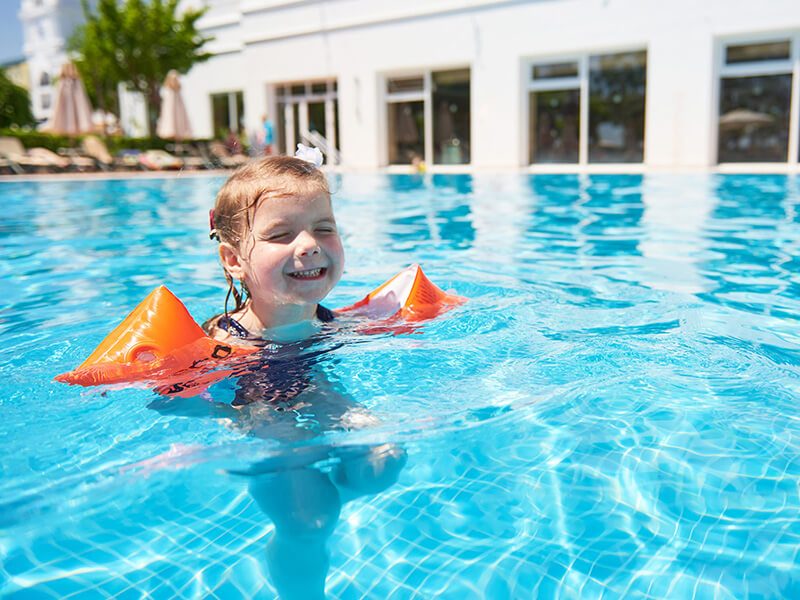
[205,156,331,331]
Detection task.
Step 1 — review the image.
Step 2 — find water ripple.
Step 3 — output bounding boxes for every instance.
[3,174,800,597]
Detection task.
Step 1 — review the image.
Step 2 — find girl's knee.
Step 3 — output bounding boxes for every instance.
[249,469,342,538]
[333,444,407,496]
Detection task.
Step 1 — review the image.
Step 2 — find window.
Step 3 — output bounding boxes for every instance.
[532,62,578,80]
[717,37,799,163]
[41,93,51,110]
[385,68,471,165]
[386,76,425,165]
[433,69,471,165]
[527,50,647,165]
[39,72,50,87]
[588,51,647,163]
[388,76,424,94]
[388,101,424,164]
[726,41,790,65]
[210,91,244,139]
[528,60,580,164]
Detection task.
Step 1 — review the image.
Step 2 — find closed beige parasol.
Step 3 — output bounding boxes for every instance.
[47,62,94,135]
[156,70,193,141]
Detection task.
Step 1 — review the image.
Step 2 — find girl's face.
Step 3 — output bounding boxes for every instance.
[222,191,344,312]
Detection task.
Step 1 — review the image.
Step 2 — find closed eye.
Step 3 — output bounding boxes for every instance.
[261,232,290,242]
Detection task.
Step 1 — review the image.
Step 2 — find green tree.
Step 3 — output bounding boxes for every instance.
[0,69,35,128]
[69,0,212,135]
[68,13,119,115]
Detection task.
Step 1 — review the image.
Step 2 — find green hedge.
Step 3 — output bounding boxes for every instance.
[0,129,79,151]
[0,128,211,155]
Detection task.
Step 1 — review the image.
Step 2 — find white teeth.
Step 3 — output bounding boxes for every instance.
[289,268,323,279]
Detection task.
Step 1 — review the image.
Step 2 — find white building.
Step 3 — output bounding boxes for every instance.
[179,0,800,171]
[18,0,94,122]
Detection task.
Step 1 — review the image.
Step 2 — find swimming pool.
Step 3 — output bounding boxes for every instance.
[2,173,799,598]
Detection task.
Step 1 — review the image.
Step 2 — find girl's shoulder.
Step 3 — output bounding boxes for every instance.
[203,314,258,346]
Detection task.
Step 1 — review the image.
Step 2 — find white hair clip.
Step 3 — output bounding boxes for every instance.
[295,143,324,168]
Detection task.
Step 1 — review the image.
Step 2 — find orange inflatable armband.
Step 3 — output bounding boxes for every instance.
[337,264,464,321]
[55,265,463,395]
[54,287,257,396]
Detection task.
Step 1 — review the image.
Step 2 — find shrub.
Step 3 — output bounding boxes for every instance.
[0,70,35,128]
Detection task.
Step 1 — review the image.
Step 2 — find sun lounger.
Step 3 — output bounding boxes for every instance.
[28,147,72,171]
[139,149,184,170]
[51,147,98,172]
[209,141,249,168]
[113,149,142,170]
[81,135,116,171]
[0,155,17,174]
[167,142,212,170]
[0,137,64,173]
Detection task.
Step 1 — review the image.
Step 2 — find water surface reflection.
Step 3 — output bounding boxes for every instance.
[149,334,406,599]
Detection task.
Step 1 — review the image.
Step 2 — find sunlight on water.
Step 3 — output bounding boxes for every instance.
[1,173,800,598]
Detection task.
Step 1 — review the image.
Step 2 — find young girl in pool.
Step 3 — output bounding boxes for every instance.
[188,145,405,600]
[205,145,343,344]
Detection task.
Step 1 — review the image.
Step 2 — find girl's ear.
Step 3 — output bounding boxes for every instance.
[219,243,246,280]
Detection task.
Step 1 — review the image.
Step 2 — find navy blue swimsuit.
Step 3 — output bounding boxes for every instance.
[217,305,335,341]
[216,305,337,407]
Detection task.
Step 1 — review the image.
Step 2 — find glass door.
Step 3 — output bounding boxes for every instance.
[275,81,339,163]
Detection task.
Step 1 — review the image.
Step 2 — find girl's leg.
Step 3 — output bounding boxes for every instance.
[249,467,342,600]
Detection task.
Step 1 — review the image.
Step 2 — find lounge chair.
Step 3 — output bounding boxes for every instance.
[29,147,74,171]
[0,136,64,173]
[139,149,184,170]
[209,141,249,168]
[167,142,212,170]
[117,150,144,171]
[52,146,98,172]
[81,135,116,171]
[0,155,13,174]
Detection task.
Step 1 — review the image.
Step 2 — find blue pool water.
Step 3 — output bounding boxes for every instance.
[2,173,800,598]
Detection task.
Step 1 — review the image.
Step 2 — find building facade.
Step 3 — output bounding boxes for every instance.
[1,59,30,91]
[179,0,800,170]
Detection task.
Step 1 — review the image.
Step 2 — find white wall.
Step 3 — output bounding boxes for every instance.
[180,0,800,169]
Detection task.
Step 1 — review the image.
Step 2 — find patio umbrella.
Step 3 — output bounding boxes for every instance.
[48,62,94,135]
[156,70,193,141]
[719,109,774,129]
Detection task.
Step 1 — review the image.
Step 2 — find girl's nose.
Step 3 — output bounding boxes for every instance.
[295,230,321,256]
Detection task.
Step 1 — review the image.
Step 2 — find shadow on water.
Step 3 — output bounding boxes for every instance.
[147,332,407,600]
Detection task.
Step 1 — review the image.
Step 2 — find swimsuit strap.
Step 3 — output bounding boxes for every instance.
[316,305,335,323]
[218,305,335,338]
[217,314,254,339]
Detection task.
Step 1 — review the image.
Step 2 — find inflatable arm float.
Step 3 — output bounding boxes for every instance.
[55,265,463,397]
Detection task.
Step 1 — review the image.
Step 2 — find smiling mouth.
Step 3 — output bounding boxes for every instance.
[287,267,327,280]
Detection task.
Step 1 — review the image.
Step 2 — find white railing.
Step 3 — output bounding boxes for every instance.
[302,129,342,165]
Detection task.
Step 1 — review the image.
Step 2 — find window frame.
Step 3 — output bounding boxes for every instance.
[715,33,800,165]
[381,66,471,168]
[524,47,648,167]
[209,90,244,137]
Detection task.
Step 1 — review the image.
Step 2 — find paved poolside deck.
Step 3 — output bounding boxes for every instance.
[1,162,799,183]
